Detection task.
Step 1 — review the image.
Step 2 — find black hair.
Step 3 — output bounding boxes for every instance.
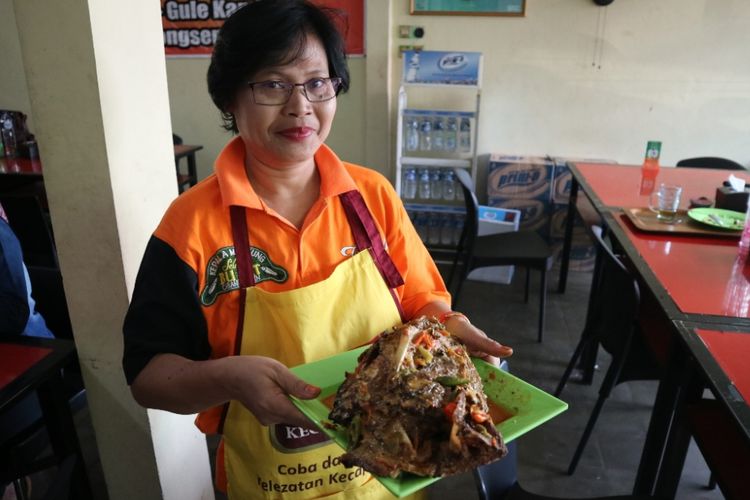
[207,0,350,133]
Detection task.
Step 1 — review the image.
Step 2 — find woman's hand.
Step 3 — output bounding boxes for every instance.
[130,353,320,427]
[412,302,513,367]
[223,355,321,427]
[442,314,513,367]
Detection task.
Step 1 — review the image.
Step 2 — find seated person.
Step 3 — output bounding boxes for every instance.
[0,205,54,338]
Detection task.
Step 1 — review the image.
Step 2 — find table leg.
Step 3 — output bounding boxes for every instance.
[37,371,93,499]
[633,345,686,496]
[187,154,197,187]
[558,177,579,293]
[653,357,703,499]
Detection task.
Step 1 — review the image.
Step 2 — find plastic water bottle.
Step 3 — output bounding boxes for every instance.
[415,212,428,242]
[418,169,431,200]
[459,117,471,153]
[428,214,441,245]
[432,117,445,151]
[444,117,457,152]
[405,117,419,152]
[430,169,443,200]
[1,113,18,159]
[440,214,454,245]
[402,168,417,200]
[419,118,432,151]
[442,170,456,201]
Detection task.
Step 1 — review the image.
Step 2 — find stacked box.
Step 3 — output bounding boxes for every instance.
[486,155,554,240]
[547,156,617,271]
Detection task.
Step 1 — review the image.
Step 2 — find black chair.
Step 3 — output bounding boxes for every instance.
[0,194,58,268]
[448,168,553,342]
[474,441,654,500]
[675,157,746,171]
[554,228,661,475]
[26,265,74,341]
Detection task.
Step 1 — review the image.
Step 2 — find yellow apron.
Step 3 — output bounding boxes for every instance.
[223,191,418,500]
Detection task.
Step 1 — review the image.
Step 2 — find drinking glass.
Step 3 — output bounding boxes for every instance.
[649,183,682,223]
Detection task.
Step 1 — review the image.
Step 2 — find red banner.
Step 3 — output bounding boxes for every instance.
[162,0,364,57]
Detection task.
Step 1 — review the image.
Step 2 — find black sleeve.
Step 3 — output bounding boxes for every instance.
[122,236,211,384]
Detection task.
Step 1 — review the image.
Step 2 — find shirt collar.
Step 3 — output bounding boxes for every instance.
[215,137,358,209]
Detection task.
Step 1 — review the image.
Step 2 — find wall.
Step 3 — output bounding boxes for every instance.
[4,0,750,183]
[391,0,750,172]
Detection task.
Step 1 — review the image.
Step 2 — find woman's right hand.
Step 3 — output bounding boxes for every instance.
[131,353,320,428]
[223,355,321,427]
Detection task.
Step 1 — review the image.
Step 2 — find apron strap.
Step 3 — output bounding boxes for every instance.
[340,190,405,289]
[229,205,255,288]
[219,205,254,433]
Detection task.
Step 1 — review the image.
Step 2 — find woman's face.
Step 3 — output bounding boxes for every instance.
[230,34,337,171]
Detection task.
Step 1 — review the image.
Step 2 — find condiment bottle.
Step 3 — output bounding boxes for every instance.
[639,140,661,195]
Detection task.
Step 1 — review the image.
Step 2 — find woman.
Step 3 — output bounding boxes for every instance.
[122,1,512,498]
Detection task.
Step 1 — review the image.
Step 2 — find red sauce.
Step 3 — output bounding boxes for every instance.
[322,394,336,410]
[488,401,515,424]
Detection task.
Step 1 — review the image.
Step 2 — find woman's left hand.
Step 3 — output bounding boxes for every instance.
[441,314,513,367]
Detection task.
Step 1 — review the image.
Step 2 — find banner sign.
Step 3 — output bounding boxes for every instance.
[162,0,364,57]
[402,50,482,86]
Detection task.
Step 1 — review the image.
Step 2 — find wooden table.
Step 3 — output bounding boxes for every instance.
[0,336,92,498]
[561,163,750,498]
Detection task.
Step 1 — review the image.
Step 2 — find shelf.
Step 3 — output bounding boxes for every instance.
[402,83,480,90]
[404,203,465,214]
[400,157,471,168]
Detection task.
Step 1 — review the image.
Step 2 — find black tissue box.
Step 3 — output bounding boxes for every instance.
[715,186,750,213]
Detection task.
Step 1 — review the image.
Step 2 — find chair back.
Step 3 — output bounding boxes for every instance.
[676,157,746,171]
[27,265,73,340]
[588,229,641,357]
[453,168,480,247]
[0,194,58,268]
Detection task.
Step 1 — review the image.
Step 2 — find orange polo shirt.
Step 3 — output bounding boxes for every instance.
[123,137,449,434]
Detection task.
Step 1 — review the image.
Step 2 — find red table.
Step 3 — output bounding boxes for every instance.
[563,162,750,498]
[0,337,92,498]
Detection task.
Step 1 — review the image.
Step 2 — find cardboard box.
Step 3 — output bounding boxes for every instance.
[549,156,617,205]
[487,155,554,200]
[487,197,551,237]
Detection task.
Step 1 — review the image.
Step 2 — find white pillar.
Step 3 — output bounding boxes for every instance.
[12,1,214,498]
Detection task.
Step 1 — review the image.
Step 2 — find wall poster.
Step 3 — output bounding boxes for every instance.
[410,0,525,17]
[162,0,365,57]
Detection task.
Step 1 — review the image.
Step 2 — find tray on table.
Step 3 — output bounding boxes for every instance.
[623,208,742,238]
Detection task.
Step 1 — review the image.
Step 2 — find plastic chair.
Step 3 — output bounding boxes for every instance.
[554,228,661,475]
[448,168,553,342]
[474,441,654,500]
[675,157,746,171]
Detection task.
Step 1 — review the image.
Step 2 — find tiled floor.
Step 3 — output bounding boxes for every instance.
[12,268,725,499]
[427,268,723,500]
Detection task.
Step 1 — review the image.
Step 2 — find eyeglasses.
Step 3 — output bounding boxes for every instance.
[246,77,343,106]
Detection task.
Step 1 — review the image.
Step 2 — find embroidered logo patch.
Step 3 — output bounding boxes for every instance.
[200,245,288,305]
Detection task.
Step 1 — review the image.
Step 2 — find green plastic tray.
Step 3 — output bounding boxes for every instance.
[290,346,567,498]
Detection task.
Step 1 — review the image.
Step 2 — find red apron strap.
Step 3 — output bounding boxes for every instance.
[339,190,405,290]
[220,206,253,433]
[229,205,255,288]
